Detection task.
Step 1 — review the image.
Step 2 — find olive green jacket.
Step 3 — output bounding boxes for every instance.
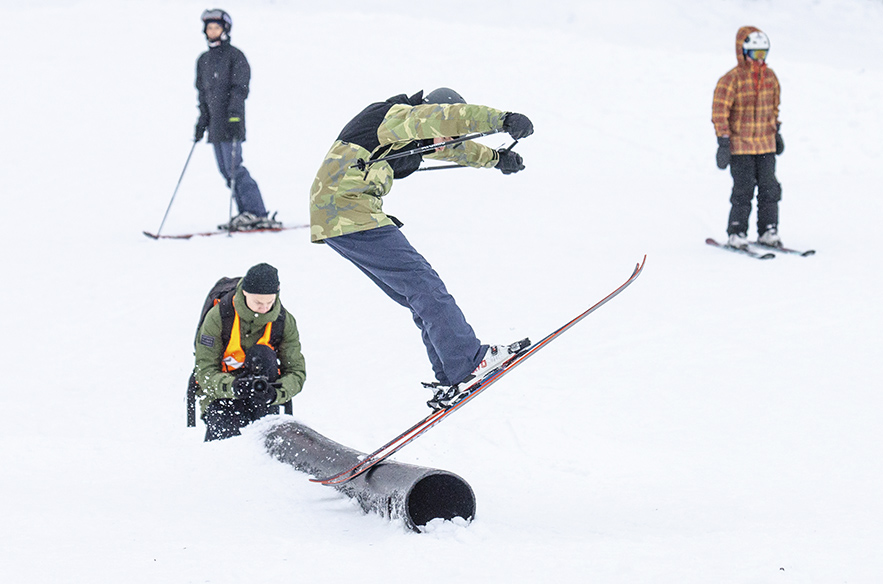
[193,285,306,414]
[310,102,507,242]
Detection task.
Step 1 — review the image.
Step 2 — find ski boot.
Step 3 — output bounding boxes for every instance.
[423,338,531,411]
[727,232,749,249]
[758,227,782,247]
[219,212,261,231]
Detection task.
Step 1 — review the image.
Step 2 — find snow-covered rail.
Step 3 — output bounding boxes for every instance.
[264,420,475,532]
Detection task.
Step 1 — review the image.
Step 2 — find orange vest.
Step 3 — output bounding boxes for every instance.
[221,310,275,372]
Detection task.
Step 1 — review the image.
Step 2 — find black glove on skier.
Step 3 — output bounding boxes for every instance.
[194,121,207,142]
[716,136,731,169]
[775,126,785,155]
[502,113,534,140]
[227,117,245,141]
[495,149,525,175]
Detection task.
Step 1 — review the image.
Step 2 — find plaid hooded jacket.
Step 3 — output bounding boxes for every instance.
[712,26,781,155]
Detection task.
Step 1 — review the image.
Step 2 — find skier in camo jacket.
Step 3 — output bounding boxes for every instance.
[712,25,786,249]
[310,88,533,407]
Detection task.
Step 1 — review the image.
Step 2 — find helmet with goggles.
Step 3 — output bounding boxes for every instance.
[201,8,232,34]
[742,31,770,61]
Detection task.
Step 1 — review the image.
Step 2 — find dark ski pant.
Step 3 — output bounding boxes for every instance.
[324,225,485,387]
[203,398,278,441]
[213,141,267,217]
[727,153,782,236]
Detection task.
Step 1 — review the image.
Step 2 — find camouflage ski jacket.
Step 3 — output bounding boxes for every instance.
[712,26,781,155]
[309,92,508,242]
[193,283,306,414]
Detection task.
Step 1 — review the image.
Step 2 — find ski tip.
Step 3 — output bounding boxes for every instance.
[142,231,159,240]
[802,250,816,257]
[631,254,647,277]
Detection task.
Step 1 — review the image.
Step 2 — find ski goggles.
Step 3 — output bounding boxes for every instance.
[744,49,768,61]
[201,9,231,25]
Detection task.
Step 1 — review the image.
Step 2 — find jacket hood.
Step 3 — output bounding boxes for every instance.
[385,91,424,106]
[735,25,762,65]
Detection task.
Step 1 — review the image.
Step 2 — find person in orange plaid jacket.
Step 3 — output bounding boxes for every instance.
[712,26,786,249]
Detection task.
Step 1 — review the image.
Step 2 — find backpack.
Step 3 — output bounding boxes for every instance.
[186,276,289,427]
[193,276,241,350]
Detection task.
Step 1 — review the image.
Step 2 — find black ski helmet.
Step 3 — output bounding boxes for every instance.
[424,87,465,105]
[201,8,232,34]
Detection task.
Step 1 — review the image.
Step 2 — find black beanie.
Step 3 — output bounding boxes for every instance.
[241,263,279,294]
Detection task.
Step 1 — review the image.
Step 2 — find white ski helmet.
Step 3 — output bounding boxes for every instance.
[742,31,770,54]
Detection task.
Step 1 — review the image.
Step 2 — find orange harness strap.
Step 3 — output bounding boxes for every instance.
[221,311,274,372]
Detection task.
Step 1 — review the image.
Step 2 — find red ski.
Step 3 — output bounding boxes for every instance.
[143,224,308,240]
[310,255,647,486]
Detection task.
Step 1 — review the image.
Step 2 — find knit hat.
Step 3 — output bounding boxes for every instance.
[241,263,279,294]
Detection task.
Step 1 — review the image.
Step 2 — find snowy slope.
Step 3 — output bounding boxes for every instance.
[1,0,882,582]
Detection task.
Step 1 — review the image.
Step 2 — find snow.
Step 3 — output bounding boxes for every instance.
[2,0,882,581]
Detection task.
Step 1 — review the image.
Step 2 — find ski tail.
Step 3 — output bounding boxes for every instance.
[309,409,446,485]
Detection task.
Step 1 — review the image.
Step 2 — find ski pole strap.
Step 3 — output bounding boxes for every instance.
[352,130,501,171]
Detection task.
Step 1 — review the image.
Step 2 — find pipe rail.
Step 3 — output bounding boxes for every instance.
[264,420,475,532]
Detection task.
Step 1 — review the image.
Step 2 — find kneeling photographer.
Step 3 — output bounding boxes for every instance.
[193,263,306,441]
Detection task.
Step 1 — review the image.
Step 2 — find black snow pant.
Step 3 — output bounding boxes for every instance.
[727,153,782,237]
[203,397,278,441]
[202,344,280,442]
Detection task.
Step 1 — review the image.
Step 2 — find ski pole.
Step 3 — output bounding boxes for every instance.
[150,140,198,238]
[414,139,519,173]
[413,164,462,172]
[227,139,238,238]
[352,130,501,171]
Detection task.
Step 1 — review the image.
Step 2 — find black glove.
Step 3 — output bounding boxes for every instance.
[716,136,731,169]
[252,378,281,405]
[775,131,784,155]
[502,113,534,140]
[232,375,255,399]
[495,149,525,175]
[227,117,244,141]
[194,120,207,142]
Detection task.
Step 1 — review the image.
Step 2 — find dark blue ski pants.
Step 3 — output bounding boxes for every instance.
[324,225,485,386]
[213,141,267,217]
